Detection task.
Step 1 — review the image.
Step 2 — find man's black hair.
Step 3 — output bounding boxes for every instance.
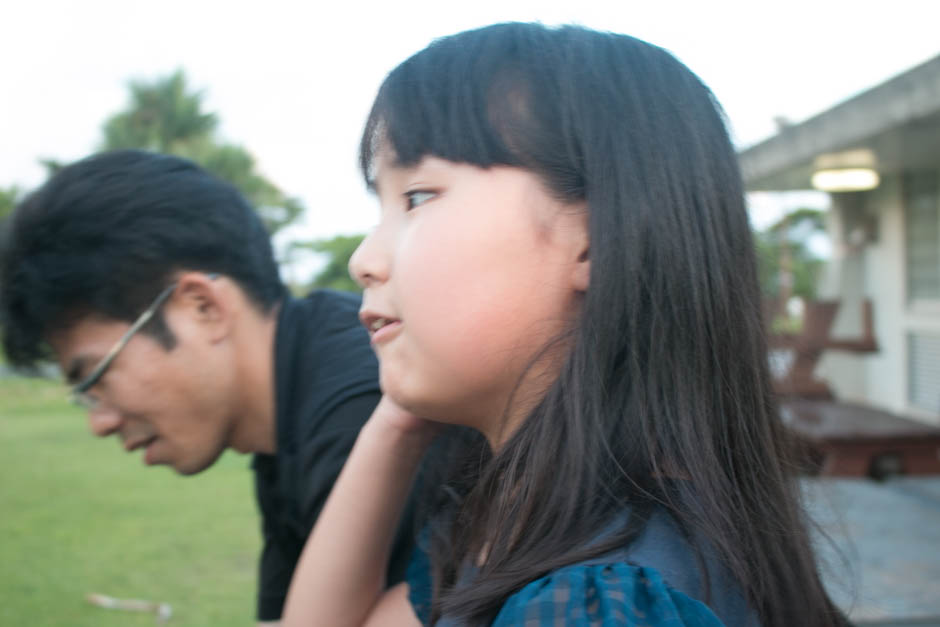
[0,149,285,368]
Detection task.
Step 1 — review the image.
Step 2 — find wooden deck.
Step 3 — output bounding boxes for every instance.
[782,400,940,477]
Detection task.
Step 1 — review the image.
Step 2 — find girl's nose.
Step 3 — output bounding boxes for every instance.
[349,226,390,289]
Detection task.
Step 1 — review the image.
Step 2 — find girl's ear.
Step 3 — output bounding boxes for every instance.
[568,206,590,292]
[573,244,590,292]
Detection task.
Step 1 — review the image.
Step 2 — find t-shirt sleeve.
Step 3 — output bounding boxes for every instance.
[255,393,382,621]
[296,391,381,529]
[256,517,298,620]
[294,390,419,600]
[296,390,418,583]
[295,388,419,588]
[491,563,726,627]
[254,453,300,621]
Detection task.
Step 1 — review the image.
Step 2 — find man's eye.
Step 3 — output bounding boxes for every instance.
[404,190,436,210]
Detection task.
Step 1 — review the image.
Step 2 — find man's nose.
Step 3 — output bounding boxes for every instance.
[88,406,122,437]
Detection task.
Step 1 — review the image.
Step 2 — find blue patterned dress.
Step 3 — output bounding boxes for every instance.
[406,510,758,626]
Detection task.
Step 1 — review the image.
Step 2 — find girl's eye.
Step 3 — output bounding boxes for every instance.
[404,190,437,211]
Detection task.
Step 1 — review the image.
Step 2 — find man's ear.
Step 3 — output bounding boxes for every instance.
[169,272,232,342]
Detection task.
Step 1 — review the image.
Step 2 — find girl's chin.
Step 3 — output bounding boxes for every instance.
[377,373,490,429]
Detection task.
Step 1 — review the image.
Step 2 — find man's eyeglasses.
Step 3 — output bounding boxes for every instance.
[69,282,180,409]
[69,274,222,409]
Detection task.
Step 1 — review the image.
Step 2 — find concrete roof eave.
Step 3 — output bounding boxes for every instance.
[738,54,940,192]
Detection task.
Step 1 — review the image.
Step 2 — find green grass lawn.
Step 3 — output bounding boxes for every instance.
[0,376,261,626]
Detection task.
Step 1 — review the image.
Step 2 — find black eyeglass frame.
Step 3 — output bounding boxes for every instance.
[69,273,219,408]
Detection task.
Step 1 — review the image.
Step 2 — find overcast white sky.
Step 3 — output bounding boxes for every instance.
[3,0,939,277]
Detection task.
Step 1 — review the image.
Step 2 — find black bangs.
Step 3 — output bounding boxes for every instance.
[360,23,556,188]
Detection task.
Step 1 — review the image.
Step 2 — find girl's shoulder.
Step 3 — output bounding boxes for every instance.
[491,560,724,626]
[409,556,724,627]
[407,508,758,626]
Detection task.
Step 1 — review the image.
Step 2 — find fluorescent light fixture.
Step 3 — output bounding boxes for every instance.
[811,168,880,192]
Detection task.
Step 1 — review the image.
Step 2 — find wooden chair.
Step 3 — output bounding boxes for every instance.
[766,299,877,399]
[765,299,940,478]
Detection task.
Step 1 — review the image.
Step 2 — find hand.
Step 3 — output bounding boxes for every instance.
[370,395,441,441]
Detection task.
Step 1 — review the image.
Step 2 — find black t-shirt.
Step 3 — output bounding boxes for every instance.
[252,290,416,621]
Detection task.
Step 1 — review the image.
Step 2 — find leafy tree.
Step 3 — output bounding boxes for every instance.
[0,186,22,222]
[293,234,365,294]
[754,208,827,301]
[38,159,65,177]
[0,187,22,344]
[765,208,826,239]
[102,70,216,152]
[98,70,302,236]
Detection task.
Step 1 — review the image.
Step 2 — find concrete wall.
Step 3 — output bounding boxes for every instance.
[816,172,940,424]
[816,193,868,401]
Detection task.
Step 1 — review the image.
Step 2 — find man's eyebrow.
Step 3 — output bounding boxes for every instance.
[65,357,88,385]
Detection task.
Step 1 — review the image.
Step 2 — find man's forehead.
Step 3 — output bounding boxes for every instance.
[48,312,129,347]
[47,316,130,371]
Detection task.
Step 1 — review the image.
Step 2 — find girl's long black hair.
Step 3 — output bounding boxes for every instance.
[361,23,844,626]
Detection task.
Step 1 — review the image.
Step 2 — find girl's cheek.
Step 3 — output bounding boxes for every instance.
[398,225,463,301]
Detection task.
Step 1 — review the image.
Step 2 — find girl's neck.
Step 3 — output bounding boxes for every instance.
[479,339,572,451]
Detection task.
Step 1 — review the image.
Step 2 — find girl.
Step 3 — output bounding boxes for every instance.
[283,23,846,626]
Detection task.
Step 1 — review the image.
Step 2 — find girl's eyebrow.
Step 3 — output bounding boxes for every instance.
[371,161,423,195]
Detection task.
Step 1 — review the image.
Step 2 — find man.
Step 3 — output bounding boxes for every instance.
[0,150,415,624]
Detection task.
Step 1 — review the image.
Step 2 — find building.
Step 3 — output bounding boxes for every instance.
[739,54,940,425]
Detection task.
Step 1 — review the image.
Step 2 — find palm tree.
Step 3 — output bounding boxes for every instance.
[97,70,302,236]
[102,70,217,152]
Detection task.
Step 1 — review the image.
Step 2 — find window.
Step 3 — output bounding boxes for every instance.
[904,170,940,302]
[909,332,940,414]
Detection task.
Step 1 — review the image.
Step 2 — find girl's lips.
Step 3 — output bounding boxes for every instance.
[371,320,402,345]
